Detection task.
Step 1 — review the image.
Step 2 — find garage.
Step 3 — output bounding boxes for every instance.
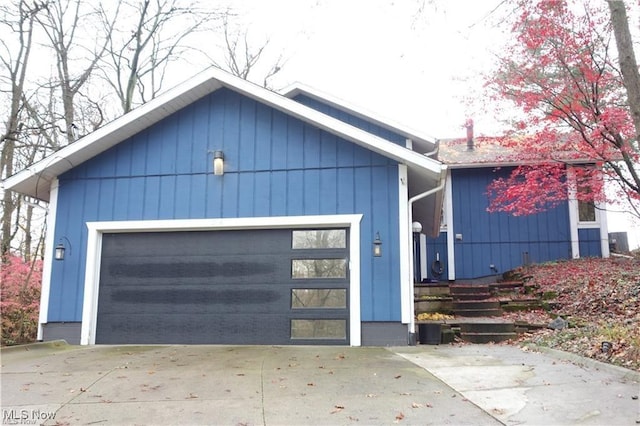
[95,228,350,345]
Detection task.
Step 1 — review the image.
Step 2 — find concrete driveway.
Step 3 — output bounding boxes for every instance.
[1,341,638,425]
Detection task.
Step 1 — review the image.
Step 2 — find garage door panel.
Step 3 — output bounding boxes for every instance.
[96,228,350,345]
[100,255,291,286]
[97,313,295,345]
[97,286,288,315]
[101,230,292,258]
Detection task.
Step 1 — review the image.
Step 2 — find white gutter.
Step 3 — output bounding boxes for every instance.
[423,139,440,157]
[407,180,446,338]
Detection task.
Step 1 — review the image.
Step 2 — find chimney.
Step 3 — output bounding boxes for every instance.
[465,118,474,151]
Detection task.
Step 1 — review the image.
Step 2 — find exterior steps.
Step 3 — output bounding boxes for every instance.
[460,332,518,344]
[414,278,547,345]
[459,321,518,343]
[452,300,503,317]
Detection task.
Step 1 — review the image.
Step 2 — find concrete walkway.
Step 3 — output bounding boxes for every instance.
[394,344,640,425]
[1,341,638,425]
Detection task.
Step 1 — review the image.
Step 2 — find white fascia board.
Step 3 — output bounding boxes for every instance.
[221,73,444,178]
[4,67,444,200]
[2,74,223,200]
[281,83,438,145]
[445,158,600,169]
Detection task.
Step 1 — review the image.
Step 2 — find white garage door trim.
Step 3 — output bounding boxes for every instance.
[81,214,363,346]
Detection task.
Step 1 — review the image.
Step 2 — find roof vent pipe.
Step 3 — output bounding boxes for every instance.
[465,118,474,151]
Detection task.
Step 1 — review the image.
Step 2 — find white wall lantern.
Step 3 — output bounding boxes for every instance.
[373,232,382,257]
[213,150,224,175]
[54,237,72,261]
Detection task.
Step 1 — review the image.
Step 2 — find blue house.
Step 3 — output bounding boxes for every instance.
[421,128,610,282]
[3,69,609,347]
[3,68,447,346]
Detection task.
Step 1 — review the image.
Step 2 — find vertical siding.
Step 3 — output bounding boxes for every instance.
[451,168,572,279]
[578,228,602,257]
[425,232,448,280]
[292,94,406,145]
[51,88,401,323]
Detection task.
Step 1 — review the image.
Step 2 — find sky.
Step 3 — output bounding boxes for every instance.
[210,0,507,138]
[206,0,639,249]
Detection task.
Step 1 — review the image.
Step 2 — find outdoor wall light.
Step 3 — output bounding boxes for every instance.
[373,232,382,257]
[213,150,224,175]
[412,221,422,233]
[54,237,72,261]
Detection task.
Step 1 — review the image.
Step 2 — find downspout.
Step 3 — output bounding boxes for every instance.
[423,139,440,157]
[407,177,446,339]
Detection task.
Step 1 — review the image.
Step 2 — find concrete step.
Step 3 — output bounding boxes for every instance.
[502,300,544,312]
[460,332,518,344]
[414,284,450,297]
[454,308,503,317]
[452,293,492,301]
[450,284,490,296]
[452,300,501,311]
[414,299,453,314]
[459,322,515,334]
[490,281,524,291]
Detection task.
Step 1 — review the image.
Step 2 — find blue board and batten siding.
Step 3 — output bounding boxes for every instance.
[578,228,602,257]
[426,168,573,280]
[50,88,402,324]
[291,94,407,145]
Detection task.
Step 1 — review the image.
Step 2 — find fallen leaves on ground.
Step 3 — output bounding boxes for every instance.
[504,256,640,372]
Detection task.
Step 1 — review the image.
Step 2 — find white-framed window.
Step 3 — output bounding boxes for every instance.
[574,165,601,227]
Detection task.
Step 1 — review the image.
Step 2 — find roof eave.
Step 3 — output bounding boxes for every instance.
[3,67,446,201]
[281,83,438,148]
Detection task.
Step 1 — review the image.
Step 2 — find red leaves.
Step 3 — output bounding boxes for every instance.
[1,254,42,345]
[483,0,639,216]
[487,163,568,215]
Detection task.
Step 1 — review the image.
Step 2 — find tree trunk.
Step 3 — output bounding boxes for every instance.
[1,140,15,259]
[608,0,640,149]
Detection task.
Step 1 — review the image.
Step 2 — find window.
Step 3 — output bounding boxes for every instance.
[578,201,596,222]
[291,289,347,309]
[291,319,346,339]
[575,166,599,223]
[291,259,347,279]
[292,230,346,249]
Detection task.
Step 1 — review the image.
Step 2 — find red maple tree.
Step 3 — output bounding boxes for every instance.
[1,254,42,345]
[484,0,640,217]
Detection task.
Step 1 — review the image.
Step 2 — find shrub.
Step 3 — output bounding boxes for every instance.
[1,254,42,345]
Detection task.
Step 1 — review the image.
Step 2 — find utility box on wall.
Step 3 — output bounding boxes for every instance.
[609,232,629,253]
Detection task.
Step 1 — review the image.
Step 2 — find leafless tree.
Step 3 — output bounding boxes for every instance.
[211,13,286,89]
[0,0,46,259]
[33,0,117,145]
[100,0,223,113]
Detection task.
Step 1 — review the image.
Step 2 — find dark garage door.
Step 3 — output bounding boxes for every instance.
[96,228,350,345]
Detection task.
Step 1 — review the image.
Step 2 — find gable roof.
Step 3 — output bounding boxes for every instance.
[281,83,438,155]
[2,66,446,234]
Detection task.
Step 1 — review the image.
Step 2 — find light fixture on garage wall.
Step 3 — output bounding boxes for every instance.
[213,150,224,175]
[54,236,72,261]
[373,232,382,257]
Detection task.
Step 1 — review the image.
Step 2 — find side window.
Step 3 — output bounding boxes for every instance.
[578,200,596,222]
[575,167,599,223]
